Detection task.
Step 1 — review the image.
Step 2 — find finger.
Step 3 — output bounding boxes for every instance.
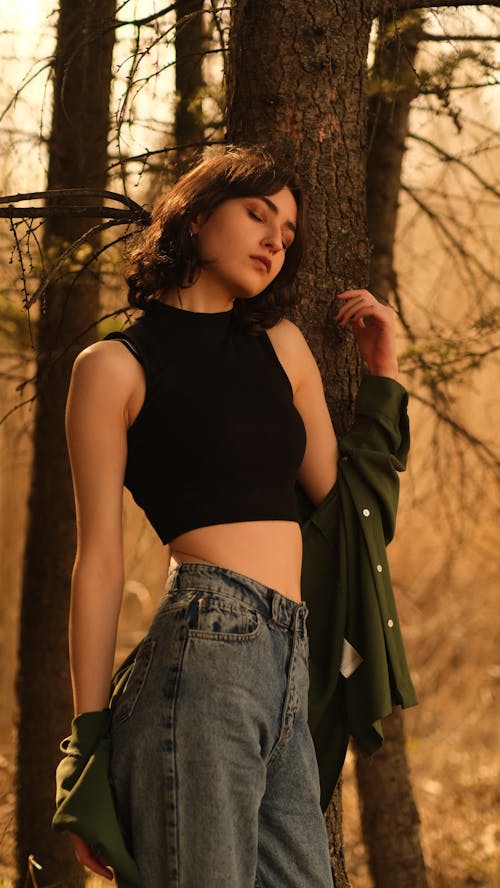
[78,853,114,881]
[334,296,370,320]
[335,299,377,325]
[336,296,389,320]
[70,840,114,881]
[336,289,372,300]
[76,853,113,881]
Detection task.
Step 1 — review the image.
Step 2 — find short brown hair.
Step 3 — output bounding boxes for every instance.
[125,145,306,334]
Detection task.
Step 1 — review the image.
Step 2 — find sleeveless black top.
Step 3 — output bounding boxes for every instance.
[103,300,307,544]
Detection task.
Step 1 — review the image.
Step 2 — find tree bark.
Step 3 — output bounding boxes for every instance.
[227,1,378,882]
[0,345,32,747]
[355,10,429,888]
[14,2,116,886]
[175,0,207,173]
[366,8,423,304]
[355,709,428,887]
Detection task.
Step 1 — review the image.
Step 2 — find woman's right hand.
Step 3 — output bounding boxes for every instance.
[68,831,114,881]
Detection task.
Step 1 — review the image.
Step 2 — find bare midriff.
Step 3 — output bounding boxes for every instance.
[169,520,303,602]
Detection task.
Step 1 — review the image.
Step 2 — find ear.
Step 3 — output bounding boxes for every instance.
[190,212,205,236]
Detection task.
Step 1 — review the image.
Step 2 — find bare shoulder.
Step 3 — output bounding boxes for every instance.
[72,339,143,392]
[73,338,138,374]
[70,339,145,425]
[266,316,307,348]
[266,317,320,393]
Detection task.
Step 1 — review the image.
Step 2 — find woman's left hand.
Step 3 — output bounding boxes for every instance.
[334,289,398,378]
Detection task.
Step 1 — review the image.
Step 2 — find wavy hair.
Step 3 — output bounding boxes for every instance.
[125,145,306,334]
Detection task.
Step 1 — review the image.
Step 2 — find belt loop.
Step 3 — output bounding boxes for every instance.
[169,568,179,594]
[295,603,307,637]
[270,593,280,627]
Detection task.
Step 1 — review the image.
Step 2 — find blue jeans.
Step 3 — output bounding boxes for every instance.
[110,561,333,887]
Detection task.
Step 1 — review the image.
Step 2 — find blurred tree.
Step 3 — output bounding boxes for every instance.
[355,9,430,887]
[174,0,207,173]
[13,2,116,886]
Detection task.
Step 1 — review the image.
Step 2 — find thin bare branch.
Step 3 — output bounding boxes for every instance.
[408,390,500,472]
[114,2,231,29]
[420,80,499,93]
[0,188,146,215]
[27,219,126,310]
[8,218,30,311]
[0,60,53,126]
[393,1,500,10]
[2,309,137,421]
[421,32,500,42]
[0,206,144,221]
[407,132,500,200]
[0,394,36,427]
[106,139,225,171]
[115,3,177,28]
[402,185,500,287]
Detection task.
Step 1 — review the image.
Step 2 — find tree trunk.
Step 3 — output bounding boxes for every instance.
[354,11,428,888]
[0,343,32,747]
[366,8,423,306]
[14,3,116,886]
[175,0,207,173]
[227,2,378,882]
[355,709,427,887]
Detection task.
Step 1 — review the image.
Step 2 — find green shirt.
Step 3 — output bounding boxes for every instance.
[296,374,417,810]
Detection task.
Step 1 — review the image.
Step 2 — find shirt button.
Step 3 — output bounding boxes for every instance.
[376,564,383,573]
[362,508,370,517]
[387,619,394,628]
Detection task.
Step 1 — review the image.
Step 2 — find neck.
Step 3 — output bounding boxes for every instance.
[161,280,235,314]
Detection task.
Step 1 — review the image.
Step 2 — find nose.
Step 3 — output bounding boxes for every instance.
[262,224,283,253]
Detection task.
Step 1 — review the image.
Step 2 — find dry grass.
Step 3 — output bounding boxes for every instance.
[342,741,499,888]
[1,708,497,887]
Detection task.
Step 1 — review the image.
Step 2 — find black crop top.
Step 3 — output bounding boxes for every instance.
[103,299,307,544]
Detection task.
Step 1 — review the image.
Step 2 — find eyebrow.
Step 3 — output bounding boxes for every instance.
[258,196,297,234]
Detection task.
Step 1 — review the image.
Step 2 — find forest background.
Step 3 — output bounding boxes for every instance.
[0,1,498,887]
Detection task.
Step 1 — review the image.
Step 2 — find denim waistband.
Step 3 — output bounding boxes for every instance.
[166,561,308,634]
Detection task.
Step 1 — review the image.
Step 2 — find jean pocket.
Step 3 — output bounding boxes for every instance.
[112,637,156,724]
[187,594,263,642]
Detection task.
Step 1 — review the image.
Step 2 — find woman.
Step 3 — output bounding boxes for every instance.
[64,146,398,886]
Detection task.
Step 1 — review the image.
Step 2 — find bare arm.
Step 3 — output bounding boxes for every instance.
[65,341,140,716]
[270,319,339,508]
[274,290,399,508]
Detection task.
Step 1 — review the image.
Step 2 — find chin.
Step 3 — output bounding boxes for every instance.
[242,278,273,300]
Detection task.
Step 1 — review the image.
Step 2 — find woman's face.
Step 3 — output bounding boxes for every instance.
[191,186,297,300]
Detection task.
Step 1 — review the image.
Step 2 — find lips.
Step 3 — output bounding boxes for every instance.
[250,255,271,273]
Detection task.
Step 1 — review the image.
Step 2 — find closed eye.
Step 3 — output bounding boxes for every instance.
[248,209,291,250]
